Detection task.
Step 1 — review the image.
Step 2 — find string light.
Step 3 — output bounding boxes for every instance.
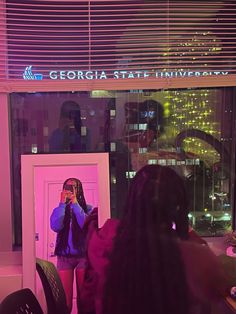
[160,89,221,165]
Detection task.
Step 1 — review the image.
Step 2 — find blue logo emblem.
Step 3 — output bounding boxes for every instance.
[23,66,43,80]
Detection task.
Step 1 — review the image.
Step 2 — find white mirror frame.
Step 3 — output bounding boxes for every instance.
[21,152,110,292]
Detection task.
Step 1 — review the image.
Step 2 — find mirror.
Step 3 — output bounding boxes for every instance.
[21,152,110,293]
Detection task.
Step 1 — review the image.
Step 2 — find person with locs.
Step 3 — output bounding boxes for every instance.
[87,165,228,314]
[50,177,93,313]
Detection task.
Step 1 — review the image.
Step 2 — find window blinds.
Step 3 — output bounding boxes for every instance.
[0,0,236,91]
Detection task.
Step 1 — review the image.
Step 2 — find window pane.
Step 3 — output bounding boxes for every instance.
[10,88,235,245]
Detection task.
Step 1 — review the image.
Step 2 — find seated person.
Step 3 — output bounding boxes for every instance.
[87,165,228,314]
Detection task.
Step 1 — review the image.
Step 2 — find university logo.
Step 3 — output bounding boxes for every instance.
[23,66,43,80]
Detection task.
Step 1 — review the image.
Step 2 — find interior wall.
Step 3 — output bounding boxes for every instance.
[0,93,13,252]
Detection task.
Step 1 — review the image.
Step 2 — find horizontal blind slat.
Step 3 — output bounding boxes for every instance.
[1,0,236,83]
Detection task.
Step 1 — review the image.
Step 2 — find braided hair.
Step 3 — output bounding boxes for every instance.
[102,165,190,314]
[55,178,88,256]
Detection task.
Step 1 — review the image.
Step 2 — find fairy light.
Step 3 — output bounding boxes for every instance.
[160,88,221,164]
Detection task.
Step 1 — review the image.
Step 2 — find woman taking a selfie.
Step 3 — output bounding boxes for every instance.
[50,177,92,313]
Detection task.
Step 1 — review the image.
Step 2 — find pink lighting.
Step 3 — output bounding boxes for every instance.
[21,153,110,294]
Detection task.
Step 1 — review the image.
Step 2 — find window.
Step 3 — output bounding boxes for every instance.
[10,87,235,245]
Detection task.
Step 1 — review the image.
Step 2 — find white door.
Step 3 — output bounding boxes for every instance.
[34,164,99,313]
[34,164,98,263]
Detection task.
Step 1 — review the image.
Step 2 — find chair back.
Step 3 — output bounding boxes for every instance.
[0,288,43,314]
[36,257,69,314]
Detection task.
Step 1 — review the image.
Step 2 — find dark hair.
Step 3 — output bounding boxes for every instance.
[102,165,190,314]
[122,164,189,239]
[141,99,164,135]
[55,177,88,256]
[60,100,82,134]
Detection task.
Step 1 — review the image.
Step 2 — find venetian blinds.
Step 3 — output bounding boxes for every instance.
[0,0,236,90]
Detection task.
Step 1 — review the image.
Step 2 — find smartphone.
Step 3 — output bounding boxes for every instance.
[64,184,74,193]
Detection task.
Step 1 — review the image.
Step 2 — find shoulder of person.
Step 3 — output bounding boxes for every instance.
[89,218,119,249]
[99,218,120,237]
[179,240,216,264]
[188,228,208,246]
[179,240,224,277]
[179,240,227,301]
[87,219,120,276]
[49,128,63,138]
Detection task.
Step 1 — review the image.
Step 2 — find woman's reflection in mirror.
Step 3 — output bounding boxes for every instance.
[50,177,94,313]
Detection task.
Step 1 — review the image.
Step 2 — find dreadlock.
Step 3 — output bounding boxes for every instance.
[55,178,88,256]
[102,165,190,314]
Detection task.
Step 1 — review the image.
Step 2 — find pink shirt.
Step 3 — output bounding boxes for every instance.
[88,219,227,314]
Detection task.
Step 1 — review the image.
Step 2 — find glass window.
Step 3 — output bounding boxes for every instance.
[10,88,235,245]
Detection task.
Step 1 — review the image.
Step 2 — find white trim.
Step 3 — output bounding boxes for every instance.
[1,75,236,93]
[0,93,13,251]
[21,152,110,292]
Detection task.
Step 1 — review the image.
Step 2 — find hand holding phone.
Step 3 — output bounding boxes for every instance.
[70,186,78,204]
[62,184,77,204]
[64,184,74,193]
[60,185,73,204]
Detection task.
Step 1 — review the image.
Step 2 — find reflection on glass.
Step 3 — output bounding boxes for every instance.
[48,100,85,153]
[10,88,235,244]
